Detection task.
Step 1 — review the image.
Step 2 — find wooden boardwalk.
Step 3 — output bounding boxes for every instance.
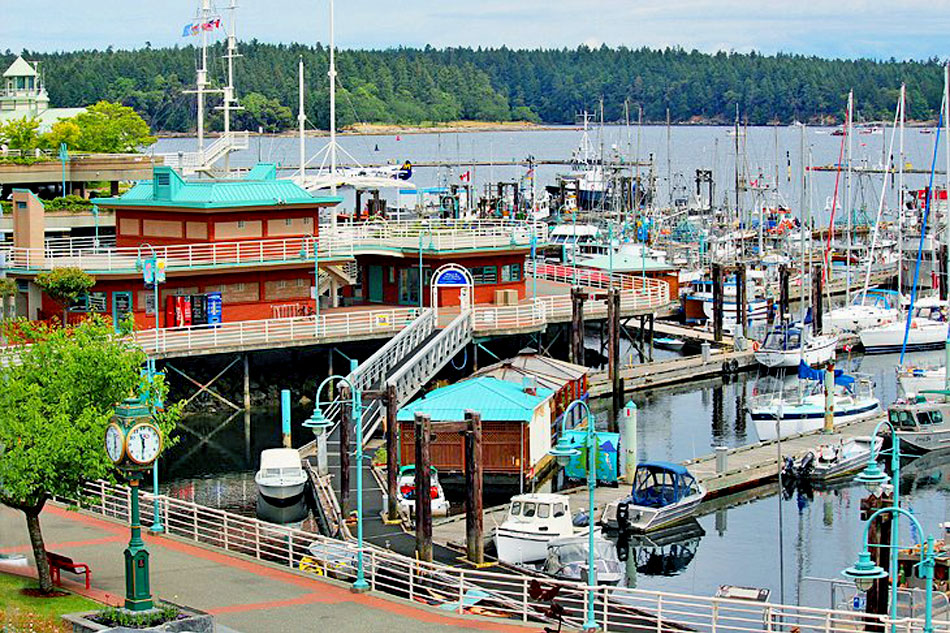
[588,349,755,396]
[431,412,885,551]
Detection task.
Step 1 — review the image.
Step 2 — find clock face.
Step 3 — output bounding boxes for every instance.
[105,424,125,463]
[125,423,162,465]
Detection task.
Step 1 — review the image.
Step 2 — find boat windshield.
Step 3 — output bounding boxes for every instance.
[917,409,944,426]
[763,328,800,351]
[889,408,920,429]
[632,466,698,508]
[552,541,615,564]
[522,502,537,517]
[510,501,522,516]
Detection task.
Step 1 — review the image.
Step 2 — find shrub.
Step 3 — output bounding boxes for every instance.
[93,603,180,628]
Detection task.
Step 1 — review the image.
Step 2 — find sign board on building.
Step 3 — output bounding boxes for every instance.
[436,269,468,287]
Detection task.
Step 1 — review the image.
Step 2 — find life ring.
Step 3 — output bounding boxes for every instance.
[752,340,760,351]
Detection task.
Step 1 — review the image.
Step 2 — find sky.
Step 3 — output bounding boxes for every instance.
[2,0,950,60]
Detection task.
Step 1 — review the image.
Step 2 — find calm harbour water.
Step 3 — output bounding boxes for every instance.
[153,125,950,606]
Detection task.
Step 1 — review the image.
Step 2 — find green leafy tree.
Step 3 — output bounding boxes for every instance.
[237,92,294,132]
[35,267,95,324]
[0,116,41,151]
[68,101,157,152]
[42,119,82,150]
[0,316,181,593]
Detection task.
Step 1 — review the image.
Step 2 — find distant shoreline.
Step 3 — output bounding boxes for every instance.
[155,119,940,139]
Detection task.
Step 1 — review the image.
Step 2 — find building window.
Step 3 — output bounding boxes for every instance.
[16,201,26,209]
[156,173,170,186]
[237,220,246,229]
[501,263,522,283]
[285,218,293,226]
[303,217,312,225]
[470,266,497,285]
[295,278,307,287]
[277,280,288,289]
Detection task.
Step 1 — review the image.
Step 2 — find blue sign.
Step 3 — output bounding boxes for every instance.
[436,269,468,287]
[561,430,619,484]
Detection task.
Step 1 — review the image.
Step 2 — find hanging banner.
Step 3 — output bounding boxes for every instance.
[181,18,222,37]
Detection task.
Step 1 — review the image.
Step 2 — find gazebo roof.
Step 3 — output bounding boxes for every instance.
[3,57,38,78]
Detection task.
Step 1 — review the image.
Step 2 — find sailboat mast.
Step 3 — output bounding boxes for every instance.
[845,90,854,304]
[197,0,211,152]
[799,122,807,321]
[223,0,238,173]
[943,63,949,391]
[298,57,306,183]
[328,0,338,201]
[666,107,672,208]
[898,84,906,296]
[734,103,740,259]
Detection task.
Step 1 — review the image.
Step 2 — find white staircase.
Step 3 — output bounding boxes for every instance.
[157,131,250,176]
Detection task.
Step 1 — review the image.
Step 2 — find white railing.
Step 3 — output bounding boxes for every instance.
[1,219,547,272]
[134,307,421,356]
[69,479,946,633]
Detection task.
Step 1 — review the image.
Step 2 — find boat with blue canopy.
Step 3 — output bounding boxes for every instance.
[600,461,706,533]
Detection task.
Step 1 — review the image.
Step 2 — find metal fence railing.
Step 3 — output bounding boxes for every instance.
[67,480,947,633]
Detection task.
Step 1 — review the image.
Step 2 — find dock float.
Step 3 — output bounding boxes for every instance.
[430,412,885,551]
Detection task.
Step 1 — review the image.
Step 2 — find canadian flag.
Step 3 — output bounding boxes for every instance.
[459,171,471,182]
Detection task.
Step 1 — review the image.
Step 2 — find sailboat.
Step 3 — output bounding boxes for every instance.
[753,313,837,369]
[859,296,948,353]
[749,362,880,441]
[826,289,903,333]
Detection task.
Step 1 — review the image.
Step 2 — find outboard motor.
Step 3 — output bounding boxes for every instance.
[781,456,797,481]
[616,501,631,533]
[797,451,816,479]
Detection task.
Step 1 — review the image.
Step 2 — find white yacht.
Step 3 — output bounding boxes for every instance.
[494,493,597,564]
[899,365,948,397]
[255,448,307,503]
[791,436,883,482]
[860,297,948,353]
[827,289,902,333]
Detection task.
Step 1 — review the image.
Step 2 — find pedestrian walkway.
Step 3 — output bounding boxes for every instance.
[0,505,539,633]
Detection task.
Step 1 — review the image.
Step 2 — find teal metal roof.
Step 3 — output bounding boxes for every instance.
[396,377,553,423]
[93,164,342,209]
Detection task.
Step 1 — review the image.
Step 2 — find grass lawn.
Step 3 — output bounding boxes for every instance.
[0,570,100,619]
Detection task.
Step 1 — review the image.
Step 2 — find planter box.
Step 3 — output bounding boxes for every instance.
[62,602,214,633]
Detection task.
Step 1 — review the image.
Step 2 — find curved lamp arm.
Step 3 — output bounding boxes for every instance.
[561,399,594,442]
[861,505,925,551]
[314,373,357,411]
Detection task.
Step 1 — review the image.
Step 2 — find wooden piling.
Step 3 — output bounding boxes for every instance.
[608,287,621,423]
[339,383,351,517]
[464,410,484,566]
[385,383,399,522]
[243,353,251,462]
[570,287,585,366]
[812,263,823,333]
[735,264,747,340]
[712,263,724,343]
[414,413,433,563]
[941,245,949,302]
[862,493,893,630]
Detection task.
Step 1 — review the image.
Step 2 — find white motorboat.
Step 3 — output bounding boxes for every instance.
[255,448,307,503]
[827,289,902,333]
[494,493,598,564]
[790,436,883,482]
[394,464,450,521]
[889,396,950,454]
[542,536,624,585]
[754,322,837,369]
[600,462,706,533]
[860,297,948,353]
[749,366,880,441]
[654,337,685,352]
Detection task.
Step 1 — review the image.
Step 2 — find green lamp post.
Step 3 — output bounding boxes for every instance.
[548,399,598,632]
[105,397,164,612]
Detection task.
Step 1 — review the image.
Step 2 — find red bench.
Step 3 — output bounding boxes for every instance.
[46,551,91,589]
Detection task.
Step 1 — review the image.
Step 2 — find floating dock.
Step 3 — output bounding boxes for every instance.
[430,412,885,552]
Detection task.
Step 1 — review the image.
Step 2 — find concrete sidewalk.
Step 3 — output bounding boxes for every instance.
[0,505,538,633]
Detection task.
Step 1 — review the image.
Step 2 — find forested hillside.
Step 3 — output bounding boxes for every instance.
[2,43,943,132]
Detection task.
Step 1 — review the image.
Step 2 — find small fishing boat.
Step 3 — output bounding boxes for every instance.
[888,395,950,454]
[898,365,947,398]
[653,337,685,351]
[542,536,624,585]
[494,493,598,564]
[749,365,880,441]
[255,448,307,504]
[600,462,706,533]
[754,321,837,369]
[786,436,883,482]
[395,464,450,520]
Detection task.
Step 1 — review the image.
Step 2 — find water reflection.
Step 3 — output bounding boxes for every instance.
[613,520,706,587]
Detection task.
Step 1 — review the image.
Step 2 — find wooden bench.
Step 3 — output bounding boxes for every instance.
[46,551,91,589]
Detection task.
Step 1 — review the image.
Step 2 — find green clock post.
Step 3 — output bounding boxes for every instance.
[106,398,164,612]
